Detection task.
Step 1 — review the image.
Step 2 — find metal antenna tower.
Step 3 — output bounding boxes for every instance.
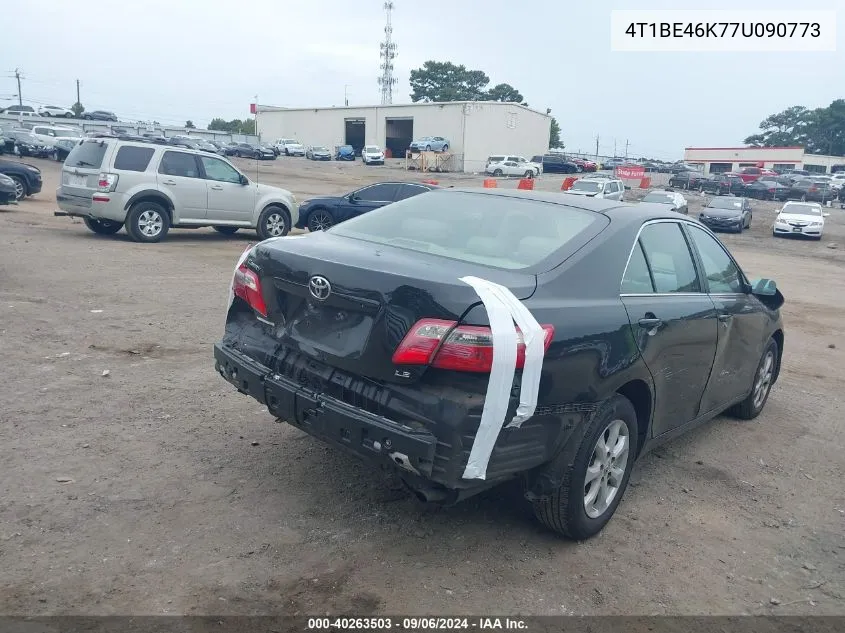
[378,2,398,104]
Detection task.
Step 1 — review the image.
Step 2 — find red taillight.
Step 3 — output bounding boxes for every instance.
[810,186,818,192]
[97,172,118,192]
[391,318,555,373]
[232,264,268,317]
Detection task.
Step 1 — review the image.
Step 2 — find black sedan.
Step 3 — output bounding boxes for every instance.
[788,179,837,203]
[295,181,438,232]
[743,179,791,201]
[668,170,708,189]
[698,196,753,232]
[0,158,43,201]
[0,173,17,205]
[699,174,745,196]
[83,110,118,121]
[214,188,784,539]
[231,143,275,160]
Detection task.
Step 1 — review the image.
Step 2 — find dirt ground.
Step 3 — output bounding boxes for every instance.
[1,156,843,617]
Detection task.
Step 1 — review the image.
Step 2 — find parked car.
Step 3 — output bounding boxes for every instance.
[82,110,118,122]
[572,158,598,172]
[334,145,355,161]
[362,145,385,165]
[833,173,845,191]
[306,145,332,160]
[38,105,75,118]
[531,154,578,174]
[742,179,791,201]
[0,173,18,205]
[166,136,198,149]
[275,139,305,156]
[0,158,43,201]
[222,142,240,156]
[640,190,688,214]
[772,202,827,240]
[2,105,36,116]
[699,173,745,196]
[839,185,845,208]
[230,143,275,160]
[261,142,280,156]
[788,179,837,203]
[562,177,625,201]
[296,181,438,232]
[30,125,83,149]
[668,170,708,190]
[777,168,809,178]
[51,138,79,162]
[698,196,752,233]
[214,187,785,539]
[602,157,626,170]
[486,159,537,178]
[54,138,297,242]
[487,155,542,176]
[6,130,52,158]
[409,136,450,152]
[736,166,778,183]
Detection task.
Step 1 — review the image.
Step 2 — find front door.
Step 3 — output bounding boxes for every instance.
[336,183,399,222]
[684,225,769,411]
[198,155,255,223]
[157,150,207,221]
[620,221,718,436]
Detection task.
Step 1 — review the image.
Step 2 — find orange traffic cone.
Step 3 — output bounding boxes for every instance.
[483,179,497,188]
[561,177,576,191]
[517,178,534,190]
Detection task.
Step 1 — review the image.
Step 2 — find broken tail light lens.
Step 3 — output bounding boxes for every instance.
[232,264,268,317]
[392,318,555,373]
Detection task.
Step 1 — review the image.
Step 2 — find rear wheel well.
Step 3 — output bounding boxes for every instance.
[126,193,173,223]
[771,329,784,382]
[616,380,651,457]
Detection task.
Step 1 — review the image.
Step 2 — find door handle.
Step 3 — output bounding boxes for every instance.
[717,313,733,322]
[162,180,177,185]
[210,185,223,190]
[638,317,663,329]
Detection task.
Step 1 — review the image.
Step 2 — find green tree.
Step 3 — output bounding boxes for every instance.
[484,83,524,104]
[71,102,84,117]
[208,117,255,134]
[209,117,236,132]
[549,117,562,149]
[240,118,256,135]
[744,105,812,147]
[409,61,490,102]
[185,120,196,129]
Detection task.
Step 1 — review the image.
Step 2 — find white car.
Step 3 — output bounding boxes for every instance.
[361,145,385,165]
[828,173,845,190]
[30,125,83,148]
[487,154,542,176]
[562,177,626,201]
[274,139,305,156]
[640,189,688,214]
[772,201,828,240]
[38,105,75,118]
[485,160,537,178]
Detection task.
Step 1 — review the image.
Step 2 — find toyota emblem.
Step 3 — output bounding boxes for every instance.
[308,275,331,301]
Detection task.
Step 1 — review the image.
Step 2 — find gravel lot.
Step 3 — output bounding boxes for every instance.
[1,156,843,616]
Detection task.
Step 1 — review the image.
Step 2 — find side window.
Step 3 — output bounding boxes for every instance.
[158,151,199,178]
[687,226,745,293]
[199,156,241,183]
[356,183,398,201]
[638,223,701,293]
[621,240,654,294]
[114,146,154,172]
[395,184,429,201]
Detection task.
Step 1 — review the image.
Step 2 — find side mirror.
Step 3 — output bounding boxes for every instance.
[239,174,249,185]
[750,278,777,296]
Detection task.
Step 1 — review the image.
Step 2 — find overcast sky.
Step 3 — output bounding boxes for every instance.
[3,0,842,159]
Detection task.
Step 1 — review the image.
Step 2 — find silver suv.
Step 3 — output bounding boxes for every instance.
[55,137,298,243]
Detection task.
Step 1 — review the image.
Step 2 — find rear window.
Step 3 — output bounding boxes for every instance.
[330,191,604,270]
[65,140,108,169]
[113,146,155,172]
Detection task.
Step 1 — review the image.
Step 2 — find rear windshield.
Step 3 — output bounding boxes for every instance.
[642,192,674,204]
[330,191,604,270]
[65,140,108,169]
[570,180,603,192]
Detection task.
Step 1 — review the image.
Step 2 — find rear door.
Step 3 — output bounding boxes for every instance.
[156,150,207,220]
[60,139,111,211]
[198,154,254,222]
[620,220,718,435]
[684,225,767,409]
[336,183,399,222]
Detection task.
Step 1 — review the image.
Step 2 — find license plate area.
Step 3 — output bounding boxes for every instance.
[66,174,87,186]
[792,227,803,232]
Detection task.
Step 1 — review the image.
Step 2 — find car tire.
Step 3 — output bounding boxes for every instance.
[425,145,431,151]
[213,226,239,235]
[728,338,778,420]
[65,112,73,118]
[42,111,51,117]
[493,169,503,177]
[442,144,449,152]
[531,394,639,540]
[801,194,807,202]
[125,201,170,243]
[256,205,290,240]
[52,149,60,161]
[524,171,534,179]
[8,175,26,201]
[83,217,122,235]
[307,208,334,232]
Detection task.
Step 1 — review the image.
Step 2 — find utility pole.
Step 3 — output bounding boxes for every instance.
[625,139,629,160]
[613,138,617,158]
[595,134,599,160]
[14,68,23,106]
[344,85,349,107]
[76,79,81,105]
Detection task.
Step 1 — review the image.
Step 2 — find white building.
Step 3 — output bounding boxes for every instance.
[683,146,845,174]
[255,101,552,173]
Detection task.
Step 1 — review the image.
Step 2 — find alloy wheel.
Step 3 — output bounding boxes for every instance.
[12,178,25,200]
[752,350,775,409]
[584,418,630,519]
[265,211,288,236]
[308,211,333,232]
[138,209,164,238]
